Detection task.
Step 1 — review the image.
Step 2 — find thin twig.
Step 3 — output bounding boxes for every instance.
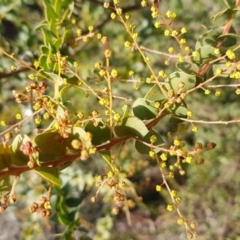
[0,67,31,80]
[173,116,240,125]
[140,46,179,58]
[208,84,240,88]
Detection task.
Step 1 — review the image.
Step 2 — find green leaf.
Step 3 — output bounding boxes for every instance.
[53,0,73,17]
[56,195,69,214]
[144,84,165,101]
[43,0,58,23]
[58,212,71,226]
[212,62,232,78]
[45,72,63,85]
[61,101,76,112]
[34,130,66,162]
[135,130,165,154]
[122,105,130,118]
[11,134,31,153]
[59,182,70,196]
[39,55,49,70]
[168,117,184,132]
[223,0,236,9]
[53,29,71,50]
[85,120,110,145]
[193,46,218,64]
[217,33,238,48]
[64,76,80,86]
[63,232,75,240]
[0,143,10,170]
[212,8,237,26]
[59,83,85,107]
[53,38,63,51]
[41,28,53,45]
[164,71,196,94]
[60,9,72,24]
[168,103,188,117]
[34,166,61,186]
[11,134,31,166]
[41,45,50,55]
[65,197,82,208]
[196,27,222,49]
[0,176,12,198]
[39,48,55,70]
[99,150,111,166]
[67,211,78,222]
[69,127,87,140]
[132,98,158,120]
[49,18,57,36]
[53,0,63,16]
[114,116,149,138]
[59,85,73,102]
[196,26,237,49]
[65,127,91,151]
[176,61,199,75]
[57,105,65,119]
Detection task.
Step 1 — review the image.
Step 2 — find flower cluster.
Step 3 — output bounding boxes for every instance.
[29,196,52,218]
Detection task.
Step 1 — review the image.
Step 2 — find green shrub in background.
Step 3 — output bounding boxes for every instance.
[0,0,240,239]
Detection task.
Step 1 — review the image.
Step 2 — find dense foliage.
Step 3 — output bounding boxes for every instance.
[1,0,240,239]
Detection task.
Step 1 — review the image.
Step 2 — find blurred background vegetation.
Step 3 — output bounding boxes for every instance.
[1,0,240,239]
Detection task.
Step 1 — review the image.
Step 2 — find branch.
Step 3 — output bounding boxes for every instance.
[0,110,169,179]
[140,46,179,58]
[0,67,30,80]
[208,83,240,88]
[173,116,240,125]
